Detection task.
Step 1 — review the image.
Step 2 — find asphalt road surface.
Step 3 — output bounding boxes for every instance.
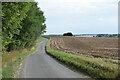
[20,38,88,78]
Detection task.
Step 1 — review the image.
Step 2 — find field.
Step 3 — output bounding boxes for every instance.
[46,36,119,79]
[50,36,118,60]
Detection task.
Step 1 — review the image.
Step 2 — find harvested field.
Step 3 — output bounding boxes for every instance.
[50,36,118,60]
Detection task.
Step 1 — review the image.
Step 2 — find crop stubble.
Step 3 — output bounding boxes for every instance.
[50,36,118,60]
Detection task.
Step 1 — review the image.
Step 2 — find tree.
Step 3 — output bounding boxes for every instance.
[18,2,46,48]
[63,32,73,36]
[109,35,113,37]
[96,34,102,37]
[2,2,32,51]
[2,2,46,52]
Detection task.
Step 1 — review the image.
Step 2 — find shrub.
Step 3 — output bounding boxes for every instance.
[63,32,73,36]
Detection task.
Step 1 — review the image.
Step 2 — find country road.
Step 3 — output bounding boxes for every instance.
[20,38,88,78]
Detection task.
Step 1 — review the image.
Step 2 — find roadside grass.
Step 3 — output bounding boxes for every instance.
[2,36,42,78]
[2,49,35,78]
[46,38,119,80]
[42,35,51,39]
[35,36,42,43]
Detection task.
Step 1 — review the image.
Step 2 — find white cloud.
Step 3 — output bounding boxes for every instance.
[36,0,119,15]
[98,16,117,23]
[35,0,118,34]
[98,17,105,21]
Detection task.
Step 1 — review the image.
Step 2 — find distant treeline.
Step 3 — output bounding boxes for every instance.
[2,2,46,52]
[49,34,119,38]
[96,34,119,37]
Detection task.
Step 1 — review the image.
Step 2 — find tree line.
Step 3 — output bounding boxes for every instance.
[2,2,46,52]
[96,34,119,37]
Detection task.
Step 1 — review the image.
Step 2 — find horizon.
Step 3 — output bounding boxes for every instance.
[44,33,118,36]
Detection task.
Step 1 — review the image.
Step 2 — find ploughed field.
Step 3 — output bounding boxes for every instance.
[50,36,118,60]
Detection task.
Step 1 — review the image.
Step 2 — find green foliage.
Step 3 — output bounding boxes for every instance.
[63,32,73,36]
[35,36,42,43]
[2,35,42,78]
[2,2,46,52]
[46,39,119,79]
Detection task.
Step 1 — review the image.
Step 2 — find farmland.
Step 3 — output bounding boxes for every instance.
[46,36,119,79]
[50,36,118,60]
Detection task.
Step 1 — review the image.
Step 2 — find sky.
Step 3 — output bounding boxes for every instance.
[35,0,119,34]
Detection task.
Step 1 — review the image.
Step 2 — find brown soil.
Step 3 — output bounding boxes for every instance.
[49,36,119,60]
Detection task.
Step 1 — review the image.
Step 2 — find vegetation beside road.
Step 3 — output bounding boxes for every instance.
[2,48,35,78]
[2,2,46,52]
[2,36,43,78]
[35,36,43,43]
[46,37,119,80]
[2,1,46,78]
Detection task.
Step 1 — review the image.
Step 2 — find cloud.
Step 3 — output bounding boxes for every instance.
[35,0,118,34]
[36,0,119,16]
[98,17,105,21]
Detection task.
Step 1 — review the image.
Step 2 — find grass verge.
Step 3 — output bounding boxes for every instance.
[35,36,43,43]
[2,49,35,78]
[2,36,42,78]
[45,38,119,80]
